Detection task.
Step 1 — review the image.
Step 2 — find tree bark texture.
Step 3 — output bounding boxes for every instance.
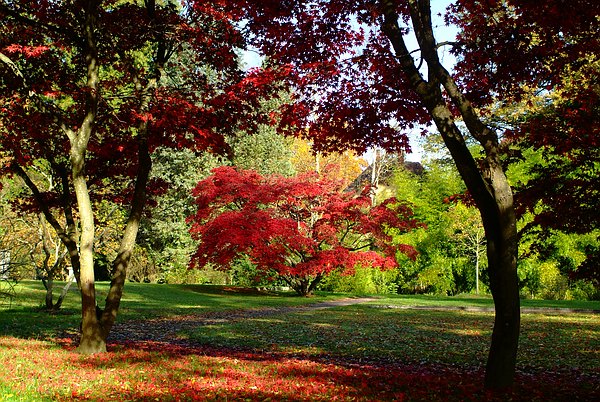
[381,0,520,389]
[72,0,103,354]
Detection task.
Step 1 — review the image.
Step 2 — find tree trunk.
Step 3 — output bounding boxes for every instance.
[45,279,54,310]
[74,157,104,354]
[475,241,480,295]
[101,138,152,338]
[429,101,519,390]
[306,273,324,296]
[72,0,103,354]
[482,172,520,389]
[381,0,520,389]
[97,1,167,338]
[36,213,71,311]
[54,275,74,310]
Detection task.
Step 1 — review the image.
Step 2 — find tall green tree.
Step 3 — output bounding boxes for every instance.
[138,148,224,283]
[230,126,296,177]
[390,159,487,295]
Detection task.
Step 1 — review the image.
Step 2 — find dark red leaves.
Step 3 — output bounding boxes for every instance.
[0,1,282,213]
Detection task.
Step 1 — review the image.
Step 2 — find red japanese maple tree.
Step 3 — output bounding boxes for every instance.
[0,1,282,353]
[188,166,421,296]
[221,0,599,389]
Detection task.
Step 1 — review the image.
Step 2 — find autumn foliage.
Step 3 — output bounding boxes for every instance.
[188,167,421,295]
[0,0,287,353]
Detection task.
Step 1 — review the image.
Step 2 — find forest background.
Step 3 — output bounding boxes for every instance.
[0,0,597,312]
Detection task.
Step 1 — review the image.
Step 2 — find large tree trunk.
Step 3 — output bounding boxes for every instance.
[481,168,520,388]
[381,0,520,389]
[72,0,103,354]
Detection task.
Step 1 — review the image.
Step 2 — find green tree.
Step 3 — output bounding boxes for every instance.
[138,148,224,283]
[447,203,486,295]
[231,127,295,176]
[389,155,490,295]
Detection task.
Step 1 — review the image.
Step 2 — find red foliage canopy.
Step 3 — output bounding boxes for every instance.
[0,0,284,209]
[224,0,600,287]
[222,0,599,155]
[188,166,421,295]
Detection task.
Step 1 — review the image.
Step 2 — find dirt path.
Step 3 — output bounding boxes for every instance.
[373,304,600,314]
[108,297,377,346]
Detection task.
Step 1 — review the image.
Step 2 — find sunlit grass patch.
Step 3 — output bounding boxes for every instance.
[187,304,600,372]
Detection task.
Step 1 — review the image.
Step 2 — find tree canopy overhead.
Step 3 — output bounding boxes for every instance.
[222,0,599,389]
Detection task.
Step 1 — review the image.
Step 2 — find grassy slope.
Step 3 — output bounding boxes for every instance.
[1,280,598,339]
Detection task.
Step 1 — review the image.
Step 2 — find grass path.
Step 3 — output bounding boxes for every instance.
[103,296,598,348]
[376,303,600,314]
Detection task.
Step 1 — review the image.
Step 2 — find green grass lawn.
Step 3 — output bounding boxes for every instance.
[0,280,342,339]
[188,300,599,370]
[1,281,599,401]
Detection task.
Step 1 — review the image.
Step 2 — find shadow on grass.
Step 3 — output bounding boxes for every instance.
[1,304,599,401]
[186,305,599,367]
[15,335,594,402]
[2,284,599,400]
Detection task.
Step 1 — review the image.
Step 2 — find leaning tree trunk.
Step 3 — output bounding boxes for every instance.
[100,138,152,338]
[381,0,520,389]
[72,132,104,353]
[428,100,520,389]
[35,213,71,311]
[98,1,167,339]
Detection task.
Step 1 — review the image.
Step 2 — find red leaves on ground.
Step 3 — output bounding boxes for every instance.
[2,336,597,401]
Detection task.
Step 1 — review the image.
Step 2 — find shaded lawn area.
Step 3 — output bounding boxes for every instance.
[0,281,340,339]
[0,282,599,401]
